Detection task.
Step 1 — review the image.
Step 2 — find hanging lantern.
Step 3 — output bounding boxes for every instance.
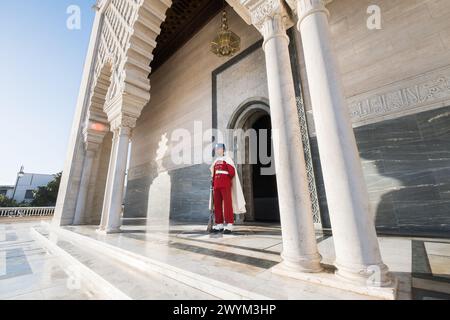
[211,10,241,57]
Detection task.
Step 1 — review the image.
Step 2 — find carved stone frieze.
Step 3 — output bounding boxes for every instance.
[348,68,450,126]
[85,0,171,133]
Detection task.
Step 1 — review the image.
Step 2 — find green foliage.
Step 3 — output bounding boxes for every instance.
[0,194,19,207]
[0,172,62,208]
[31,172,62,207]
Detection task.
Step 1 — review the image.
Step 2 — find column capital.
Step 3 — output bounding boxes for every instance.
[241,0,293,49]
[287,0,331,27]
[105,92,144,134]
[83,120,109,153]
[242,0,292,33]
[110,114,136,135]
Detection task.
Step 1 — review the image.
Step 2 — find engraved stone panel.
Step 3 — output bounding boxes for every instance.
[348,66,450,127]
[216,48,269,133]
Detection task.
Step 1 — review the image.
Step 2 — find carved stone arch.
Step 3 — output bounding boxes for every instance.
[226,97,271,166]
[227,97,271,130]
[87,60,113,128]
[90,0,255,129]
[225,98,272,222]
[83,60,114,149]
[94,0,172,127]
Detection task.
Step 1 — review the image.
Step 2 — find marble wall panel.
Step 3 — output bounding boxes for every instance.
[313,105,450,237]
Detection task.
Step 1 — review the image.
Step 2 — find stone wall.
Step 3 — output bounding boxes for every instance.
[330,0,450,103]
[124,8,262,221]
[215,45,268,134]
[312,105,450,236]
[305,0,450,236]
[125,1,450,236]
[359,105,450,236]
[302,0,450,131]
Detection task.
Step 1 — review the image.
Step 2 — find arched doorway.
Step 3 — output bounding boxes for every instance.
[251,114,280,222]
[228,100,280,223]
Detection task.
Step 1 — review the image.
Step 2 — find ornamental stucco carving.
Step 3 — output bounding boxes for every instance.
[86,0,171,132]
[241,0,292,32]
[110,113,138,132]
[296,96,322,226]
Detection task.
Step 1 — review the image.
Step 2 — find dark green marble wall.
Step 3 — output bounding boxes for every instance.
[124,164,211,222]
[313,105,450,237]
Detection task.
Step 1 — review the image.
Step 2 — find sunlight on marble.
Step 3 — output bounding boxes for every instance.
[0,220,101,300]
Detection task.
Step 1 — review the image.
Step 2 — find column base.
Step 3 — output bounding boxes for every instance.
[280,252,323,273]
[334,261,393,287]
[271,263,398,300]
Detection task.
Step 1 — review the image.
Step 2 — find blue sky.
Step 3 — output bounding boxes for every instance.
[0,1,95,185]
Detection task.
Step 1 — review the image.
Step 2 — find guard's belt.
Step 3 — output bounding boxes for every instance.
[216,170,229,175]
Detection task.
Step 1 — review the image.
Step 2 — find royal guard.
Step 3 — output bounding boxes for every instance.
[209,143,246,234]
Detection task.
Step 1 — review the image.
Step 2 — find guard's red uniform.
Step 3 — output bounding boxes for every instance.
[213,159,235,224]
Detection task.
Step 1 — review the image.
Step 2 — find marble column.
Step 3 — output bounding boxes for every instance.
[52,5,105,227]
[73,147,96,225]
[295,0,391,285]
[98,132,119,231]
[246,0,322,273]
[98,124,131,234]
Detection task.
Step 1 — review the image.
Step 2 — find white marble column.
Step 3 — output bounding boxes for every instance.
[52,5,105,227]
[98,132,119,231]
[245,0,322,273]
[73,148,96,225]
[295,0,391,285]
[98,124,131,234]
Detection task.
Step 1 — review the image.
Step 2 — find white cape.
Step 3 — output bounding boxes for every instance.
[209,155,247,214]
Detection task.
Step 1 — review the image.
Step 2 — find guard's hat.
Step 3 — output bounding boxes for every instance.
[214,143,226,151]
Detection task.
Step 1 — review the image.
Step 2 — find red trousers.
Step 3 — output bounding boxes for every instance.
[214,187,234,224]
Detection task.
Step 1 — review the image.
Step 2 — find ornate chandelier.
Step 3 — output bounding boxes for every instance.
[211,10,241,57]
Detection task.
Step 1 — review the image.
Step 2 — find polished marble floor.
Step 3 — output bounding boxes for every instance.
[1,218,450,300]
[65,220,450,300]
[0,219,102,300]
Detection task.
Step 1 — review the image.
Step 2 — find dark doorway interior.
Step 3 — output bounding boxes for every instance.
[252,115,280,222]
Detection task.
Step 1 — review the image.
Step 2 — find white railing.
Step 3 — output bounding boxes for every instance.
[0,207,55,218]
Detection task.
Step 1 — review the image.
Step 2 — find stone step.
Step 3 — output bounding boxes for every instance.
[31,226,217,300]
[33,223,385,300]
[32,223,273,299]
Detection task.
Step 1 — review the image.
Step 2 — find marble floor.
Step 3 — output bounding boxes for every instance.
[0,218,103,300]
[2,218,450,300]
[51,220,450,299]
